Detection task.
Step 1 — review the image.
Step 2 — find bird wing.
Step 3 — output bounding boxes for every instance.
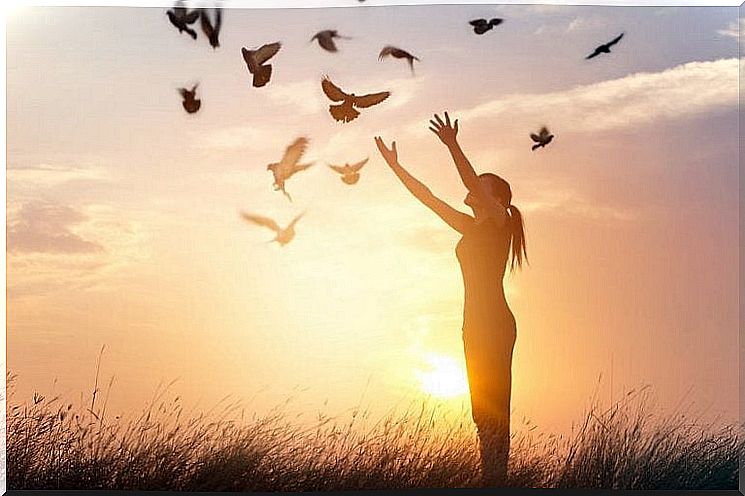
[252,65,272,87]
[349,158,368,172]
[183,9,200,24]
[291,162,314,174]
[318,34,338,52]
[607,32,624,47]
[539,127,550,138]
[167,11,181,28]
[200,10,214,37]
[469,19,487,27]
[240,212,280,232]
[490,18,504,26]
[585,49,600,60]
[328,164,347,175]
[253,42,282,65]
[241,47,257,72]
[281,138,309,167]
[530,133,541,142]
[378,46,419,60]
[353,91,390,108]
[378,45,395,59]
[178,87,189,98]
[213,8,222,31]
[321,77,348,102]
[288,212,305,230]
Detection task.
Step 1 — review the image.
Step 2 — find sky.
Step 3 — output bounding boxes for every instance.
[6,3,741,435]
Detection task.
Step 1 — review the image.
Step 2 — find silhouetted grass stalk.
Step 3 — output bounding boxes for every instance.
[8,376,742,490]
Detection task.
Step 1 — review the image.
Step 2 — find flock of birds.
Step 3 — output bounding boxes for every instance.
[166,1,625,246]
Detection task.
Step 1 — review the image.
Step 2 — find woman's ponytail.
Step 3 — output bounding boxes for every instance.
[506,204,527,272]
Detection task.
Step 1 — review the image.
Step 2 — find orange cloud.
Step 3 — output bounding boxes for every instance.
[8,202,104,255]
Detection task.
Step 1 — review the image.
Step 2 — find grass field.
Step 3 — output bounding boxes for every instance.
[8,377,742,491]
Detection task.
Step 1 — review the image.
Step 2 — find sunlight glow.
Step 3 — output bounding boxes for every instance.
[416,353,470,399]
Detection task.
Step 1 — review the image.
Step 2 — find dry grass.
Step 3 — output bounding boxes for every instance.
[7,376,742,491]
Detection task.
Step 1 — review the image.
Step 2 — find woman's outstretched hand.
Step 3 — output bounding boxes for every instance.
[429,112,459,147]
[375,136,399,166]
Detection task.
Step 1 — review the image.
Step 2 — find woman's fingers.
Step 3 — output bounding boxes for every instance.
[375,137,388,155]
[429,119,442,130]
[444,112,451,127]
[428,126,438,134]
[434,114,445,127]
[453,119,459,132]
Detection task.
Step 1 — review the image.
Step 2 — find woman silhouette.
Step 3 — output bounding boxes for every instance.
[375,112,526,486]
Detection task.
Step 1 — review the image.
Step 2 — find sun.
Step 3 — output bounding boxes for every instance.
[416,353,470,399]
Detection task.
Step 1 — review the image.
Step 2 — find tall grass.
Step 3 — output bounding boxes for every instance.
[8,377,742,490]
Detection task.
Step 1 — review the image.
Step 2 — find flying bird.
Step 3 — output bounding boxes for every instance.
[379,45,420,74]
[328,158,368,185]
[242,42,282,88]
[585,33,624,59]
[311,30,350,52]
[178,84,201,114]
[167,1,200,40]
[530,127,554,150]
[267,138,314,201]
[469,18,503,35]
[200,8,222,49]
[240,212,304,246]
[321,76,390,123]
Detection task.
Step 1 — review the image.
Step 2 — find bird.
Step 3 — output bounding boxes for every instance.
[178,84,201,114]
[469,18,503,35]
[200,8,222,49]
[328,158,368,185]
[311,30,350,53]
[267,138,314,201]
[586,33,624,59]
[321,76,390,123]
[530,127,554,150]
[166,1,200,40]
[379,45,419,74]
[240,212,304,246]
[241,42,282,88]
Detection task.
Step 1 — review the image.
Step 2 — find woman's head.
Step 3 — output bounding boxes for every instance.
[466,173,527,271]
[464,173,512,211]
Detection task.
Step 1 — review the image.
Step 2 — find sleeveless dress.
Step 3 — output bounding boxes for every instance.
[455,216,516,485]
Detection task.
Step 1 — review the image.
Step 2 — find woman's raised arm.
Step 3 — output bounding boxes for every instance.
[375,137,472,234]
[429,112,504,221]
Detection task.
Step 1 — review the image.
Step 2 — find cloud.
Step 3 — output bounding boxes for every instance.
[267,79,327,115]
[520,187,635,222]
[536,15,607,35]
[196,125,290,152]
[717,19,743,41]
[565,16,607,32]
[8,202,104,255]
[510,4,577,16]
[7,163,109,190]
[7,201,150,299]
[458,58,738,134]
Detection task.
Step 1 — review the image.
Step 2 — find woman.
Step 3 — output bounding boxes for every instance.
[374,112,527,486]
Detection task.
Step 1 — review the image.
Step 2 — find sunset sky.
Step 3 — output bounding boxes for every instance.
[7,2,740,434]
